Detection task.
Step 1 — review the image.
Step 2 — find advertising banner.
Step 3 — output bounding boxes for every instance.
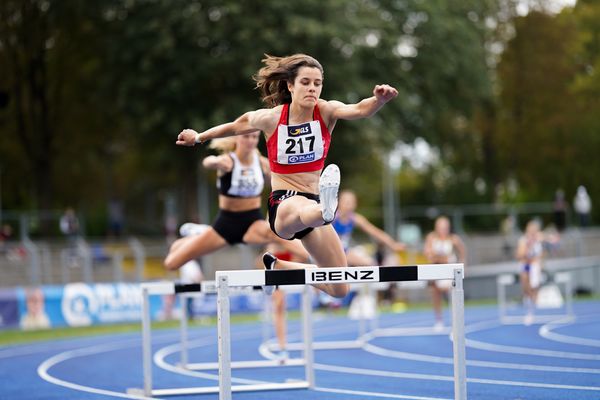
[6,282,315,331]
[0,289,19,329]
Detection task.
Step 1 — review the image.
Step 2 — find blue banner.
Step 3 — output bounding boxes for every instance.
[0,289,19,329]
[15,283,163,329]
[6,283,318,330]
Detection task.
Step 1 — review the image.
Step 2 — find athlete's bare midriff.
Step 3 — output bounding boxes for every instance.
[271,171,321,194]
[218,195,262,212]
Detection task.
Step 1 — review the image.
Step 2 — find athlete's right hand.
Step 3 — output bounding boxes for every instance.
[176,129,199,146]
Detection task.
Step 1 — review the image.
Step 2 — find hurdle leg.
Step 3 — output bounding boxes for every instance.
[497,277,505,321]
[141,287,153,397]
[451,269,467,400]
[358,284,367,338]
[180,294,189,368]
[302,285,315,388]
[565,276,573,318]
[217,275,232,400]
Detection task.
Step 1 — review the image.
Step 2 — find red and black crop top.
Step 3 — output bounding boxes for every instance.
[266,103,331,174]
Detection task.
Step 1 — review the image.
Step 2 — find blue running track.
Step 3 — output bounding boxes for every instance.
[1,301,599,399]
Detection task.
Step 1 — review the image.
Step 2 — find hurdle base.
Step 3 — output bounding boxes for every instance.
[184,358,305,370]
[269,339,364,352]
[369,326,452,337]
[500,314,575,325]
[128,381,310,397]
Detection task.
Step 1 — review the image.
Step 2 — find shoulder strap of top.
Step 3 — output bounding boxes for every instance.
[279,104,289,125]
[313,103,323,123]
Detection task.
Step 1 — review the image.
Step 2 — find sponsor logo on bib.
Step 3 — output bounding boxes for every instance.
[288,153,315,164]
[288,123,312,137]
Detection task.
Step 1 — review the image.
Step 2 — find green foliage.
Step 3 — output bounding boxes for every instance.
[1,0,596,232]
[493,3,600,220]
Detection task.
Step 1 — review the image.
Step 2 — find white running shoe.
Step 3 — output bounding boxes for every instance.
[262,252,277,295]
[433,321,445,333]
[276,350,289,365]
[179,223,210,237]
[319,164,340,223]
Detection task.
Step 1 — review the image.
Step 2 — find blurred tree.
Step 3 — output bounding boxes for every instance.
[7,0,589,234]
[494,2,600,222]
[0,1,116,216]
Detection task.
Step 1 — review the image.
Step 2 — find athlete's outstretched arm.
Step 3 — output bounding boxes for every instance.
[176,109,272,146]
[202,154,235,173]
[353,213,405,252]
[327,84,398,121]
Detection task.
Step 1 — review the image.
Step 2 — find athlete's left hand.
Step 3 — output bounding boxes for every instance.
[373,84,398,104]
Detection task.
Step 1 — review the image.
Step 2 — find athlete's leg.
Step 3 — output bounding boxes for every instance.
[264,226,348,298]
[520,271,532,301]
[302,227,349,297]
[243,220,309,261]
[273,164,340,239]
[430,284,444,323]
[520,271,535,323]
[272,289,287,357]
[169,236,190,254]
[274,196,326,239]
[164,228,227,270]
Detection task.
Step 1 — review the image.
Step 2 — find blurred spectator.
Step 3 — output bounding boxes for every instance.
[20,288,51,330]
[164,215,178,244]
[0,224,13,255]
[552,189,568,231]
[516,219,560,325]
[59,207,80,240]
[573,185,592,227]
[108,198,124,238]
[500,214,518,259]
[424,216,466,331]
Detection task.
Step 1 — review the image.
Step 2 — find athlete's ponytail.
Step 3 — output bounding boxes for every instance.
[253,54,324,108]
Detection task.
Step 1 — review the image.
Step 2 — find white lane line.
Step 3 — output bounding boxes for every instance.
[315,362,600,391]
[458,317,600,360]
[362,342,600,374]
[539,317,600,348]
[314,386,450,400]
[360,316,600,373]
[465,338,600,360]
[540,326,600,348]
[153,335,267,385]
[34,313,429,400]
[38,338,157,400]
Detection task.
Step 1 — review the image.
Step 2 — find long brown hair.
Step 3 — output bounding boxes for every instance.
[253,54,324,107]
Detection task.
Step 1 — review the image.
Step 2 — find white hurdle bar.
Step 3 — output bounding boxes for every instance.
[215,263,466,400]
[497,271,574,324]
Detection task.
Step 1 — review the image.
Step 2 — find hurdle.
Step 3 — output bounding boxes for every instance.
[497,271,574,324]
[215,263,466,400]
[128,280,311,398]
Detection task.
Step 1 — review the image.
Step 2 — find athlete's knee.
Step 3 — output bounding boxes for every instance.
[164,254,180,271]
[330,283,349,298]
